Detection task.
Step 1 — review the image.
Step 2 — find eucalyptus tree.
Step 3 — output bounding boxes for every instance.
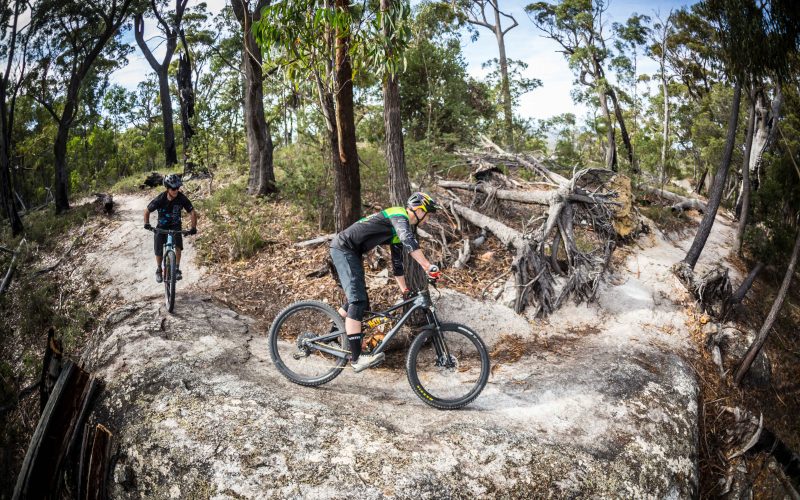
[526,0,636,172]
[134,0,190,168]
[457,0,519,149]
[399,2,491,141]
[0,0,29,235]
[256,0,362,230]
[28,0,135,213]
[682,0,798,270]
[231,0,276,196]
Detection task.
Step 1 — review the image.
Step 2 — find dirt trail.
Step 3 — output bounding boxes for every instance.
[78,194,204,305]
[82,196,741,497]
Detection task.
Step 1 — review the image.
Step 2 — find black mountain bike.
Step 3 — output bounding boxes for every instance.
[147,227,192,313]
[268,280,490,409]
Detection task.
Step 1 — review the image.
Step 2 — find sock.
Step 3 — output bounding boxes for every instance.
[348,334,363,362]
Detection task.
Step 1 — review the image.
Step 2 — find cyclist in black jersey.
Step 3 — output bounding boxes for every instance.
[144,174,198,283]
[330,191,443,372]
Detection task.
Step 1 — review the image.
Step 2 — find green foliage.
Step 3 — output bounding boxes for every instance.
[23,204,93,248]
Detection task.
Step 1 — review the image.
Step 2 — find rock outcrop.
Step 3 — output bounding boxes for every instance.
[83,292,698,498]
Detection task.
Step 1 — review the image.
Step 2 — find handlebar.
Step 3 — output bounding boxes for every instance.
[146,227,194,236]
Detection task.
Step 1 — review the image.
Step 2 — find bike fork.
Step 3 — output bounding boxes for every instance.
[427,313,452,365]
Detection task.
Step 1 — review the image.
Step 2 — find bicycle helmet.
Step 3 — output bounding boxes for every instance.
[407,191,442,213]
[163,173,183,189]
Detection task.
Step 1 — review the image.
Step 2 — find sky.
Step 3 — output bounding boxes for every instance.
[111,0,698,123]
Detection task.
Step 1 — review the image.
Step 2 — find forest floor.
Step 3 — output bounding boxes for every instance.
[3,184,799,496]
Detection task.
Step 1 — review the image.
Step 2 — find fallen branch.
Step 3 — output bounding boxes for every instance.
[294,234,334,248]
[439,180,554,205]
[0,238,25,295]
[37,228,87,275]
[641,184,707,213]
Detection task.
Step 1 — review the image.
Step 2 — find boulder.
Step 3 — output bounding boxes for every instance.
[82,293,699,498]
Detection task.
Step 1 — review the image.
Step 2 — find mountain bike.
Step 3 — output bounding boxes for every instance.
[268,280,490,409]
[147,227,193,313]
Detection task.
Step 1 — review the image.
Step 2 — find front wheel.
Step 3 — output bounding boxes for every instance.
[406,323,490,410]
[165,250,176,313]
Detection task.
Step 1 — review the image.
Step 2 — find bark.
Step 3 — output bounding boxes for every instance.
[333,0,361,231]
[598,87,617,171]
[640,185,707,213]
[750,87,783,190]
[0,106,22,234]
[734,89,756,256]
[0,1,23,235]
[607,87,636,173]
[134,0,190,169]
[439,180,553,205]
[494,8,514,150]
[683,81,742,270]
[231,0,277,196]
[177,40,195,174]
[725,261,763,312]
[660,79,670,185]
[695,166,708,194]
[734,227,800,385]
[381,0,424,294]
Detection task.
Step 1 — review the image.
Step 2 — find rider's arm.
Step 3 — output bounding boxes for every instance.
[189,209,197,230]
[143,208,151,225]
[394,275,408,293]
[409,249,434,271]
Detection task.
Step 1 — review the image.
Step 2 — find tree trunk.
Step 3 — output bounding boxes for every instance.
[157,73,178,168]
[660,76,670,185]
[734,226,800,384]
[382,0,425,300]
[494,12,513,150]
[598,90,616,171]
[54,117,72,214]
[333,0,361,231]
[0,102,22,235]
[734,88,756,256]
[177,47,195,174]
[232,0,277,196]
[683,81,742,270]
[750,87,783,191]
[608,87,636,172]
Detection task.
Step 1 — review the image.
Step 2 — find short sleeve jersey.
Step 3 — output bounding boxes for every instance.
[330,207,420,276]
[147,191,194,230]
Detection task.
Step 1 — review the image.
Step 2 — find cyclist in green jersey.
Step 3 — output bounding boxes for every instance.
[329,192,443,372]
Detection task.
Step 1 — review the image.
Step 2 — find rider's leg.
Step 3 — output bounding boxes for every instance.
[330,246,368,361]
[176,248,181,267]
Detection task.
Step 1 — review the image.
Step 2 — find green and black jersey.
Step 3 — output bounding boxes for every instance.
[330,207,420,276]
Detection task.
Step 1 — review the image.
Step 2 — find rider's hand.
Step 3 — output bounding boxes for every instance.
[188,227,197,235]
[427,264,441,280]
[402,288,412,300]
[144,223,152,231]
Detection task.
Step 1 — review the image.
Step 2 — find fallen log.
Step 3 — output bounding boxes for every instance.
[439,180,554,205]
[294,234,334,248]
[641,184,707,213]
[13,360,92,499]
[478,134,569,185]
[0,238,24,295]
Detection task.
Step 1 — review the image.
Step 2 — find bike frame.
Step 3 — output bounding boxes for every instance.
[302,289,448,361]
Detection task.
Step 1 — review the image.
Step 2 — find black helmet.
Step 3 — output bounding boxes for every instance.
[163,173,182,189]
[407,192,442,213]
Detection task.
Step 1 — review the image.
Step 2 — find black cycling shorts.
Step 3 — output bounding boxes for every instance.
[154,232,183,257]
[330,246,368,320]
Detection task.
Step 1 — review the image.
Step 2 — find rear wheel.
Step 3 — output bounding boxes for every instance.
[406,323,490,409]
[165,250,176,313]
[269,300,349,386]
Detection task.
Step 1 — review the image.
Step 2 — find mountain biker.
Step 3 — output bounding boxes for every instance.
[144,174,198,283]
[329,191,443,373]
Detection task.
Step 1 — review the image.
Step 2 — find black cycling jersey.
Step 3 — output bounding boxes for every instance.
[147,191,194,230]
[330,207,420,276]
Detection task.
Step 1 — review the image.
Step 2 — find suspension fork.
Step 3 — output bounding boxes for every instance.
[426,309,451,363]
